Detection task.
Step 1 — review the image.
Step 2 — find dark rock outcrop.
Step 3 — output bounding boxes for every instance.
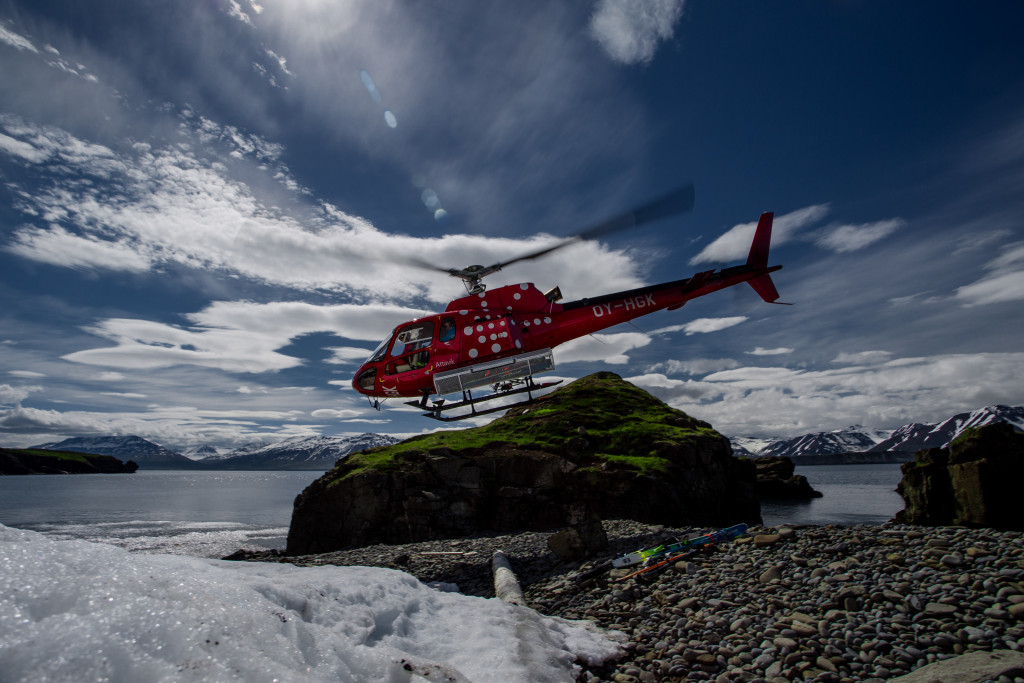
[895,423,1024,530]
[0,448,138,475]
[287,372,760,554]
[749,456,823,499]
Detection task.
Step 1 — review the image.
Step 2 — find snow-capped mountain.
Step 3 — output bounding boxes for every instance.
[32,435,200,469]
[737,405,1024,458]
[179,444,226,461]
[729,436,780,458]
[203,434,401,471]
[756,426,892,458]
[870,405,1024,453]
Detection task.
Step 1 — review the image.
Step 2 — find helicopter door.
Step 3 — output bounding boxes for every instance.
[432,316,461,371]
[383,320,435,385]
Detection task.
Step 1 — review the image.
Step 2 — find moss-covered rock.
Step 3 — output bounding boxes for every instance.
[895,423,1024,530]
[287,372,760,553]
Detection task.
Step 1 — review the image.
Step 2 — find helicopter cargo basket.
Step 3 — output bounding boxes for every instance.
[433,348,555,396]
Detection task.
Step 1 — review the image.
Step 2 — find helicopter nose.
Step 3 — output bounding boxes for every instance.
[354,365,378,394]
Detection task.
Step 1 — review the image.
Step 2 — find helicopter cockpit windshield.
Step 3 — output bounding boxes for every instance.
[365,335,391,364]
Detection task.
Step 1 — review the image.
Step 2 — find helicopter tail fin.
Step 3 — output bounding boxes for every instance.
[746,212,774,269]
[745,212,785,304]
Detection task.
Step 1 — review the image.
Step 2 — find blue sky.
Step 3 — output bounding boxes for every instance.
[1,0,1023,450]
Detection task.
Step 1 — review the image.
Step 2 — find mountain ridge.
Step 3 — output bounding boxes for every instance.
[28,433,401,471]
[734,405,1024,458]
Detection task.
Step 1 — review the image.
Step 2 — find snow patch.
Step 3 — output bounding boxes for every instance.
[0,525,622,682]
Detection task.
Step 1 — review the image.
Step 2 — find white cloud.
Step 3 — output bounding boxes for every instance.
[0,23,38,53]
[646,358,741,376]
[8,370,46,379]
[10,226,154,272]
[0,384,41,405]
[681,316,747,335]
[62,301,428,374]
[0,132,49,162]
[325,346,375,365]
[955,242,1024,306]
[832,350,892,365]
[225,0,254,26]
[747,347,793,356]
[690,204,830,264]
[1,117,646,304]
[588,0,686,65]
[310,408,362,419]
[556,332,651,365]
[646,352,1024,439]
[625,373,718,400]
[814,219,903,253]
[0,400,333,448]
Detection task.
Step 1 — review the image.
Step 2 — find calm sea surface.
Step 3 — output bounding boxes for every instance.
[760,463,905,527]
[0,470,319,558]
[0,464,905,558]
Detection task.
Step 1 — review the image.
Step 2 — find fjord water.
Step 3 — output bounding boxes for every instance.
[0,464,905,558]
[760,463,905,526]
[0,470,319,557]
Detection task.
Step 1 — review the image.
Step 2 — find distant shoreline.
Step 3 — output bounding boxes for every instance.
[0,448,138,475]
[785,451,914,466]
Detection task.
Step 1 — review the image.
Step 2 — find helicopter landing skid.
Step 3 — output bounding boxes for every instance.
[405,378,563,422]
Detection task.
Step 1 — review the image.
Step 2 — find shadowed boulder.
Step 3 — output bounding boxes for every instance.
[895,423,1024,530]
[750,456,823,499]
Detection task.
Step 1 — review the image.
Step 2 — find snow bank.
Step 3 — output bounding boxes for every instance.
[0,525,622,682]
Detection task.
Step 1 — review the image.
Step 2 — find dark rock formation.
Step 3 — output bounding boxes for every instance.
[749,456,823,499]
[0,448,138,475]
[895,423,1024,531]
[287,372,760,554]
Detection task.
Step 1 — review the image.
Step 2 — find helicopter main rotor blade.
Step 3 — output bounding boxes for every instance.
[481,181,695,273]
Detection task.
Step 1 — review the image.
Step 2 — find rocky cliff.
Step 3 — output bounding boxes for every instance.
[895,423,1024,531]
[287,372,760,554]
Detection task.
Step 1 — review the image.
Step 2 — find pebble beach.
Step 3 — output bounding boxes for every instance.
[246,521,1024,682]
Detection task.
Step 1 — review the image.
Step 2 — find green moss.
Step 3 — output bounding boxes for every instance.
[951,426,981,449]
[18,449,91,464]
[592,453,670,476]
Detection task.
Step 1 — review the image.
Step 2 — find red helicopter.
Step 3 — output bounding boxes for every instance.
[352,183,785,421]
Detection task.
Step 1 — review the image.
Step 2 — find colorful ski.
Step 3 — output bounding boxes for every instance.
[610,523,748,568]
[572,523,749,584]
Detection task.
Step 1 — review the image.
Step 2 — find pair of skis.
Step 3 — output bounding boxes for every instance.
[574,523,748,584]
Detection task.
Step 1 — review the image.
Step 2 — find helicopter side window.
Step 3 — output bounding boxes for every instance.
[438,317,456,343]
[384,350,430,375]
[390,321,434,357]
